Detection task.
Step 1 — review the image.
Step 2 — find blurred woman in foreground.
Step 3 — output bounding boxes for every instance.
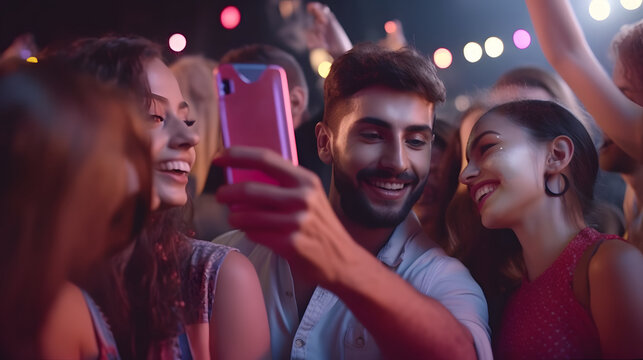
[0,60,152,359]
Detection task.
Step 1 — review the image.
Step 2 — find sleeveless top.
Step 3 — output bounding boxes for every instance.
[81,291,121,360]
[496,227,620,360]
[175,239,236,359]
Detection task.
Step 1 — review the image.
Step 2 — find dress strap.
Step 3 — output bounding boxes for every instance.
[572,239,606,316]
[81,290,121,359]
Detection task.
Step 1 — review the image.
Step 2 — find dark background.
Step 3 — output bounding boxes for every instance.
[2,0,641,119]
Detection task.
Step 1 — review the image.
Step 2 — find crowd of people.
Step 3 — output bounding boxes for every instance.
[1,1,642,359]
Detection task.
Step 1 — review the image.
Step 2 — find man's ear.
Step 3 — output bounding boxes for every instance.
[289,86,308,128]
[545,135,574,174]
[315,121,333,165]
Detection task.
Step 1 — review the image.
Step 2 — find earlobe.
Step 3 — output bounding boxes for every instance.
[315,122,332,164]
[289,86,308,128]
[545,135,574,173]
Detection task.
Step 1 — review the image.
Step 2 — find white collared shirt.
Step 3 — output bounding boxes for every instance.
[214,213,492,360]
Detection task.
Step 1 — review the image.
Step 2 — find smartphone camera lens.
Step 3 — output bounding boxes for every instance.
[221,79,233,95]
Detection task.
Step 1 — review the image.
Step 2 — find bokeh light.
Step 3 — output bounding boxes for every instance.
[168,33,187,52]
[513,29,531,49]
[463,42,483,63]
[384,21,397,34]
[26,56,38,63]
[318,61,332,78]
[589,0,611,21]
[433,48,452,69]
[484,37,504,58]
[620,0,642,10]
[279,0,299,18]
[19,49,31,60]
[454,95,471,112]
[309,48,333,73]
[221,6,241,29]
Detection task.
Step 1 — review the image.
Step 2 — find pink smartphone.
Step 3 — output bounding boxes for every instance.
[215,63,299,185]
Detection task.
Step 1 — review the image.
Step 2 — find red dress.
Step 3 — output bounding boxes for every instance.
[496,227,620,359]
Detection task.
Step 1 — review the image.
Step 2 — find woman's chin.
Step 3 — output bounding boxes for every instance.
[481,212,503,230]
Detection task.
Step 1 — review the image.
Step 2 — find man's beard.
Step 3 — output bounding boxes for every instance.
[333,164,428,229]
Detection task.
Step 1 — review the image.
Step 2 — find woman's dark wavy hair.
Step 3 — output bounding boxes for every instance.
[48,36,192,359]
[45,36,159,110]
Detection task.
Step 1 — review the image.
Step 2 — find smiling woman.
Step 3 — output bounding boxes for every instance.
[459,99,643,359]
[144,57,199,208]
[49,36,269,359]
[461,100,596,229]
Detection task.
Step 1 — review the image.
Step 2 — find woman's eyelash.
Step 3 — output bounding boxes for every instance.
[480,143,495,154]
[184,119,196,127]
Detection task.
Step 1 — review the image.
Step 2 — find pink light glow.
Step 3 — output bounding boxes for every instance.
[513,29,531,50]
[384,21,397,34]
[221,6,241,30]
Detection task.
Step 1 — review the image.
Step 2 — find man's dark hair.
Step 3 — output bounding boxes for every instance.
[323,43,446,130]
[220,43,308,93]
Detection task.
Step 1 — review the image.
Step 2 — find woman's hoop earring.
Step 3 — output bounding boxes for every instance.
[545,173,570,197]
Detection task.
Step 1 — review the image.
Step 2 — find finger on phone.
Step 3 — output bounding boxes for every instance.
[216,180,307,211]
[213,146,312,187]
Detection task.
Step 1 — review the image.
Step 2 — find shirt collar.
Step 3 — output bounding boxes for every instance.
[377,212,424,269]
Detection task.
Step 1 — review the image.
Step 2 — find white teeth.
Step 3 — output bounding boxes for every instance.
[158,161,191,173]
[475,184,497,203]
[372,181,405,190]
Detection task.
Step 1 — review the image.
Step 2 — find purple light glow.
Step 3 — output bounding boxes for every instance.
[19,49,31,60]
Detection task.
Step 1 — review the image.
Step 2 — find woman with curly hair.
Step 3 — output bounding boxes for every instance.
[52,36,269,359]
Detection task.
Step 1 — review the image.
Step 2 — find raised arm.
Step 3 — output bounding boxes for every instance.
[214,147,482,360]
[331,247,482,360]
[525,0,643,161]
[305,2,353,58]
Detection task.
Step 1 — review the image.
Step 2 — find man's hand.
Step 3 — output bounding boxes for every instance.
[213,146,362,286]
[214,147,481,360]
